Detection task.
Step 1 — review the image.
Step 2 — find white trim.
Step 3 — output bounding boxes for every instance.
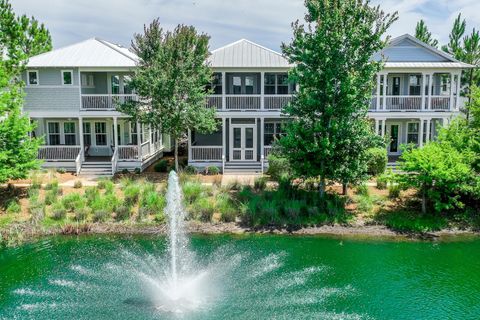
[386,121,402,155]
[61,69,74,86]
[46,121,61,145]
[27,70,39,86]
[406,121,420,146]
[229,123,257,161]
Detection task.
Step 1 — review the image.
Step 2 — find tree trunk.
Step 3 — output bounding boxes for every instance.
[342,183,347,196]
[174,137,179,172]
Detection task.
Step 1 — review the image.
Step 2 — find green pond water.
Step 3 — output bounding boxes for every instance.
[0,234,479,319]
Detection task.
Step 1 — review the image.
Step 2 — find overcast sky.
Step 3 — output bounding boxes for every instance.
[10,0,480,52]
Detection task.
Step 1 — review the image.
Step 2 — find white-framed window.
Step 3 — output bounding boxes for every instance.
[64,122,76,145]
[264,122,284,146]
[407,122,419,144]
[130,122,138,145]
[264,73,291,95]
[81,74,95,87]
[95,122,107,146]
[83,122,92,146]
[47,122,60,145]
[62,70,73,85]
[409,75,421,96]
[27,70,39,86]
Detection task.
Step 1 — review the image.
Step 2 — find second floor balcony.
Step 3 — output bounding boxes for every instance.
[81,94,138,110]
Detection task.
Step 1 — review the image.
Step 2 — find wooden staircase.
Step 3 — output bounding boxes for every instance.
[79,162,113,177]
[223,161,262,174]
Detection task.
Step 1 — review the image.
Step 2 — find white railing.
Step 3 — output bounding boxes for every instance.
[118,146,139,160]
[38,146,81,160]
[81,94,138,110]
[226,95,261,110]
[385,96,422,111]
[264,146,273,158]
[75,149,84,175]
[141,141,151,160]
[206,95,222,109]
[431,96,450,110]
[264,95,293,110]
[222,155,225,173]
[191,146,222,161]
[111,148,118,175]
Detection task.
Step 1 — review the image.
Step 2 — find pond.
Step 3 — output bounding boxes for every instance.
[1,234,479,320]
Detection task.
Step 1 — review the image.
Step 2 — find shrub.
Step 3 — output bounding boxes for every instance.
[355,184,369,197]
[85,187,100,205]
[183,165,197,175]
[120,177,133,190]
[182,181,204,204]
[30,171,43,189]
[121,169,129,174]
[57,168,67,174]
[216,193,237,222]
[154,160,169,173]
[388,184,401,199]
[74,207,89,221]
[44,189,58,205]
[61,193,83,212]
[376,175,388,190]
[356,195,374,213]
[205,166,220,175]
[104,180,115,195]
[115,205,131,221]
[44,180,59,191]
[283,199,305,222]
[140,191,166,216]
[92,210,109,222]
[134,168,141,174]
[51,203,67,220]
[254,177,268,192]
[266,154,292,181]
[192,198,215,221]
[6,200,21,214]
[226,179,242,191]
[73,180,83,189]
[124,184,141,206]
[366,147,388,176]
[30,204,46,224]
[97,178,108,189]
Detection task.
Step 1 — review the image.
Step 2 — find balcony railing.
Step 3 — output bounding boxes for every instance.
[118,146,139,160]
[81,94,137,110]
[264,95,293,110]
[226,95,261,110]
[206,94,292,111]
[370,95,453,111]
[191,146,222,161]
[431,96,450,110]
[38,146,81,160]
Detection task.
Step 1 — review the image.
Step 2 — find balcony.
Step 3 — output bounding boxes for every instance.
[206,94,293,111]
[81,94,137,111]
[370,95,454,112]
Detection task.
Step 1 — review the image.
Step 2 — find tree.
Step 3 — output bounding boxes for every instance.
[442,14,466,58]
[120,19,217,171]
[279,0,397,198]
[415,20,438,48]
[0,0,51,183]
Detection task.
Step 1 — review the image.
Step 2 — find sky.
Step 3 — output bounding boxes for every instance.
[10,0,480,52]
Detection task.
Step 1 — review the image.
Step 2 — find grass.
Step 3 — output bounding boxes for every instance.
[377,210,448,233]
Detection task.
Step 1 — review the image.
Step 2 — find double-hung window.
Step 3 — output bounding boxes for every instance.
[62,70,73,85]
[407,123,419,144]
[95,122,107,146]
[48,122,60,145]
[409,75,421,96]
[27,70,39,85]
[130,122,138,145]
[83,122,92,146]
[64,122,76,145]
[264,73,290,94]
[81,74,95,87]
[264,122,284,146]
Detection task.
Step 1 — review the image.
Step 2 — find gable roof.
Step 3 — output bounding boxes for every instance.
[208,39,292,68]
[27,38,138,68]
[376,34,472,68]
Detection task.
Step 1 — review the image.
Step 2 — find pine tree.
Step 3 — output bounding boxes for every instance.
[415,20,438,48]
[279,0,397,198]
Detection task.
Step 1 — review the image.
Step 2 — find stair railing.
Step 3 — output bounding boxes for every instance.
[75,149,84,176]
[111,147,118,176]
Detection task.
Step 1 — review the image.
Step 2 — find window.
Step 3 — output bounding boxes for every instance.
[123,75,133,94]
[83,122,92,146]
[64,122,76,145]
[440,75,450,95]
[27,71,39,85]
[111,75,120,94]
[81,74,95,87]
[264,122,284,146]
[62,70,73,85]
[130,122,138,145]
[264,74,276,94]
[391,77,400,96]
[264,73,290,95]
[409,75,421,96]
[48,122,60,145]
[95,122,107,146]
[407,123,419,144]
[277,74,289,94]
[232,76,242,94]
[245,76,254,94]
[206,73,222,94]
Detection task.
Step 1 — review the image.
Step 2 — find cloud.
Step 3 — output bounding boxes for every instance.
[10,0,479,51]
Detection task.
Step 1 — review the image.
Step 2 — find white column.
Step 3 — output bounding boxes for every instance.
[136,121,142,161]
[374,119,379,135]
[449,73,455,111]
[426,119,431,142]
[421,73,426,111]
[79,117,85,161]
[221,71,226,110]
[381,119,386,137]
[419,118,424,147]
[428,74,434,110]
[376,74,380,111]
[222,117,226,159]
[260,72,265,110]
[455,73,461,110]
[187,129,192,162]
[113,117,118,148]
[382,74,388,110]
[260,117,265,158]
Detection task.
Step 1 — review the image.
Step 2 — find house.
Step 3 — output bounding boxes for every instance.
[24,38,170,176]
[23,34,471,175]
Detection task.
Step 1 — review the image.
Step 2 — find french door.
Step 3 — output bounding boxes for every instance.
[230,124,256,161]
[387,123,401,155]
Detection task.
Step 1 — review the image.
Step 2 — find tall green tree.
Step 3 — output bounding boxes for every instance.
[415,19,438,48]
[279,0,397,198]
[120,19,217,171]
[0,0,51,183]
[442,13,466,58]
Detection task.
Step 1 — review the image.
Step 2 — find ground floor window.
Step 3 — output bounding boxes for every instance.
[48,122,60,145]
[130,122,138,145]
[264,122,284,146]
[407,122,419,144]
[95,122,107,146]
[83,122,92,146]
[64,122,76,145]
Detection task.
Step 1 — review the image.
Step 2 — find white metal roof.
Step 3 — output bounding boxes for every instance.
[208,39,292,68]
[385,62,472,68]
[27,38,138,68]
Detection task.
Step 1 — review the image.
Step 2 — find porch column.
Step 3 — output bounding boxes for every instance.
[426,119,431,142]
[187,129,192,162]
[455,72,462,110]
[376,74,380,111]
[381,119,386,137]
[260,117,265,159]
[427,73,434,110]
[221,71,226,110]
[136,121,142,161]
[79,117,85,161]
[222,117,226,160]
[374,118,379,135]
[449,72,455,111]
[260,72,265,110]
[419,118,424,147]
[382,73,388,110]
[421,73,426,111]
[113,117,118,149]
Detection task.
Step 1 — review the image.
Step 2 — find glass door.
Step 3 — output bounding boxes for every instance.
[230,125,256,161]
[388,124,400,154]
